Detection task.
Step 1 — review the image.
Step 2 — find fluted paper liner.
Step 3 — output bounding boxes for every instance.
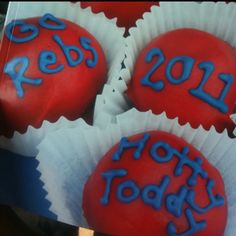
[0,118,90,157]
[94,1,236,134]
[37,109,236,235]
[0,1,125,156]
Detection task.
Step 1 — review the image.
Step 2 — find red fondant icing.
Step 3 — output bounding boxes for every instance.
[127,28,236,135]
[83,131,227,236]
[80,2,159,29]
[0,17,107,136]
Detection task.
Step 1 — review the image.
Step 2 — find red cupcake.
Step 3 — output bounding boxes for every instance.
[0,2,125,139]
[36,109,235,236]
[95,2,236,137]
[80,2,159,29]
[0,1,125,158]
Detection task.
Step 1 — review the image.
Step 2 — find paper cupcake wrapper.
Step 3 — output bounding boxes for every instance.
[37,108,236,235]
[0,1,125,156]
[93,1,236,132]
[0,118,90,157]
[94,84,129,127]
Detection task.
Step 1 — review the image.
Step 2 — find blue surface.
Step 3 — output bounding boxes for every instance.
[0,148,56,220]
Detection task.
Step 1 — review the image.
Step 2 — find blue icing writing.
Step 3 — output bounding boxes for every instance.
[166,181,225,217]
[53,34,84,67]
[186,179,225,214]
[112,133,150,161]
[101,171,170,208]
[100,133,226,236]
[4,57,42,97]
[39,13,66,30]
[141,48,165,91]
[39,51,64,74]
[150,140,208,187]
[150,141,175,163]
[141,49,233,113]
[80,37,98,68]
[166,186,188,218]
[190,62,233,113]
[141,176,170,210]
[5,19,39,43]
[100,169,127,205]
[173,147,208,187]
[3,14,100,98]
[167,208,206,236]
[166,56,195,84]
[116,180,140,203]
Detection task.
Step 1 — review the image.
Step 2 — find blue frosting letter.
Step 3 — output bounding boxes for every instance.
[80,37,98,68]
[39,51,64,74]
[53,34,83,67]
[39,13,66,30]
[150,141,208,187]
[116,180,140,203]
[166,186,188,218]
[190,61,233,113]
[150,141,175,163]
[173,147,208,186]
[5,19,39,43]
[4,57,42,97]
[186,179,225,214]
[167,208,206,236]
[100,169,127,205]
[166,56,194,84]
[141,48,165,91]
[141,176,170,209]
[112,133,150,161]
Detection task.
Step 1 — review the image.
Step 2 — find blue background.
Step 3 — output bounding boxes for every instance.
[0,148,56,220]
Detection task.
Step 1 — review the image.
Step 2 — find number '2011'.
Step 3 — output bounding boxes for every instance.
[141,48,234,113]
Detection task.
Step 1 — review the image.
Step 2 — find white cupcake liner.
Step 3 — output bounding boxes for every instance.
[36,108,236,235]
[0,1,125,155]
[0,117,90,157]
[93,84,129,127]
[93,1,236,133]
[230,114,236,136]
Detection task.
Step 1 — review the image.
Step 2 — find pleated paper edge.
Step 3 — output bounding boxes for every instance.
[36,108,236,235]
[0,1,126,156]
[94,1,236,136]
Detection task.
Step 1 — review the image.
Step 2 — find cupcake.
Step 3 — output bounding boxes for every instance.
[0,1,125,156]
[94,2,236,137]
[36,109,236,236]
[126,28,236,135]
[80,2,159,29]
[0,14,107,136]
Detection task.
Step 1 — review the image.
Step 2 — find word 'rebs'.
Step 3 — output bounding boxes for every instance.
[3,14,98,97]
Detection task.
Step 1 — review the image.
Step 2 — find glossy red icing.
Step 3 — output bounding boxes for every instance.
[80,2,159,29]
[83,131,227,236]
[0,17,107,136]
[127,29,236,135]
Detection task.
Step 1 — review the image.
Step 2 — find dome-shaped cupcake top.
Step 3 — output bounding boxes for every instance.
[83,130,227,236]
[0,14,107,136]
[127,28,236,136]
